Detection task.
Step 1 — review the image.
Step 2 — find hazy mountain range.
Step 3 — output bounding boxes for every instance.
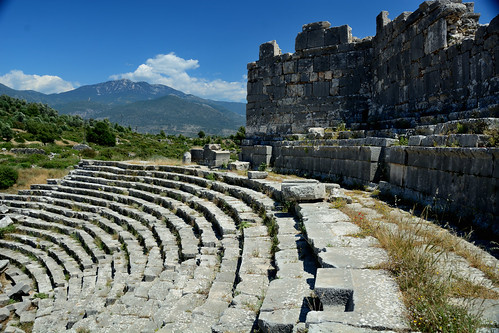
[0,79,246,136]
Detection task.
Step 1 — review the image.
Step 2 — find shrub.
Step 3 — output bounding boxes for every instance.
[0,165,18,189]
[86,121,116,146]
[80,149,97,159]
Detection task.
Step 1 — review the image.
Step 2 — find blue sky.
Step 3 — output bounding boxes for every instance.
[0,0,497,102]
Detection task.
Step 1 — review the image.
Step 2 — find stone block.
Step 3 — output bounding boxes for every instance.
[228,161,250,171]
[190,148,204,162]
[281,181,325,202]
[425,18,447,54]
[295,32,308,51]
[313,82,330,97]
[182,152,191,164]
[260,40,281,59]
[248,171,268,179]
[0,216,13,228]
[314,268,354,309]
[307,29,325,48]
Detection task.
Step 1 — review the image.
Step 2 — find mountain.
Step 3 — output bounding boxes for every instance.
[104,94,243,136]
[50,79,187,105]
[0,83,51,103]
[0,79,246,136]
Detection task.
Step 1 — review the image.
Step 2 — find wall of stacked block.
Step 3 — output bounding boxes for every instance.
[246,1,499,139]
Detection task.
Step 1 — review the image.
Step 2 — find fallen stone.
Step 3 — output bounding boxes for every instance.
[72,144,92,151]
[229,161,250,171]
[248,171,268,179]
[7,283,30,300]
[0,307,9,321]
[0,259,9,273]
[0,205,8,214]
[281,181,325,202]
[0,216,13,228]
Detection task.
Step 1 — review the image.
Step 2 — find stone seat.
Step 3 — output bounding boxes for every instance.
[0,239,68,289]
[64,173,231,251]
[54,179,200,261]
[10,228,82,278]
[4,211,99,268]
[0,246,54,294]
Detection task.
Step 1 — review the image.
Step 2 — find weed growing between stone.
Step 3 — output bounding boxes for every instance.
[340,202,497,332]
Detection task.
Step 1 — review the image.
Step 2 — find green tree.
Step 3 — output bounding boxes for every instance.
[86,121,116,146]
[0,123,13,141]
[0,165,18,189]
[197,130,206,138]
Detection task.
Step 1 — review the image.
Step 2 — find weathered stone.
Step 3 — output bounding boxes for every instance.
[72,144,91,151]
[182,152,191,164]
[0,216,13,228]
[0,307,10,321]
[281,181,325,202]
[248,171,268,179]
[228,161,250,171]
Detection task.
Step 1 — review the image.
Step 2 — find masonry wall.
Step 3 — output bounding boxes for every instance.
[267,144,498,234]
[383,146,498,234]
[246,1,499,139]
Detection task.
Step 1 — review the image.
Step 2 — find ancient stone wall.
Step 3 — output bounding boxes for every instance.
[246,1,498,139]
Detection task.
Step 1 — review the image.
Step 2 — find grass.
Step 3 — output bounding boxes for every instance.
[0,168,69,194]
[339,198,498,333]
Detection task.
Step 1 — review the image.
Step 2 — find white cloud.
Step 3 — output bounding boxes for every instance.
[110,53,247,102]
[0,70,76,94]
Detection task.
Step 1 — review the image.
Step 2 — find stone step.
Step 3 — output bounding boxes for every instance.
[0,247,53,294]
[68,171,237,239]
[296,203,388,269]
[9,230,82,279]
[54,179,198,261]
[309,268,409,331]
[0,239,68,290]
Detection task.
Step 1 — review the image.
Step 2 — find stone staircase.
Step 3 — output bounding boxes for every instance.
[0,160,410,332]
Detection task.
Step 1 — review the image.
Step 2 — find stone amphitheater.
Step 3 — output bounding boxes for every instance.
[0,159,497,332]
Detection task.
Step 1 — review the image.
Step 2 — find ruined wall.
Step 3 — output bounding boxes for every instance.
[246,23,373,138]
[246,1,499,139]
[370,1,497,126]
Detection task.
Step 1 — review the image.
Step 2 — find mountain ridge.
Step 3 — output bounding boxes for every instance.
[0,79,246,136]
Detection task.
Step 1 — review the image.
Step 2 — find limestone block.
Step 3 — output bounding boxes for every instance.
[190,148,204,162]
[228,161,250,171]
[0,307,10,321]
[408,135,424,146]
[308,127,325,138]
[281,181,325,202]
[425,18,447,54]
[248,171,268,179]
[72,143,91,151]
[314,268,353,309]
[0,216,13,228]
[260,40,281,59]
[307,28,325,48]
[182,152,191,164]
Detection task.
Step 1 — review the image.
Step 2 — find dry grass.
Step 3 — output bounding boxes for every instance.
[125,157,184,166]
[0,168,70,193]
[340,198,499,332]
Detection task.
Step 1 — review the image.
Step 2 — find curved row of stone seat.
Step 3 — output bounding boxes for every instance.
[68,164,274,332]
[0,247,53,295]
[72,161,285,332]
[0,198,149,325]
[33,181,199,262]
[65,172,238,239]
[1,160,318,332]
[47,165,248,325]
[74,161,317,332]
